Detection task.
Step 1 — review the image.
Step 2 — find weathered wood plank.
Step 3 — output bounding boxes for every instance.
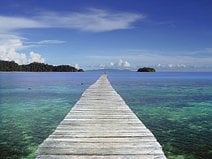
[39,141,161,148]
[36,74,166,159]
[43,137,157,142]
[37,147,164,155]
[37,155,166,159]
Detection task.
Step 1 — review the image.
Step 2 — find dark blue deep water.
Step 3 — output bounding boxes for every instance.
[0,72,212,159]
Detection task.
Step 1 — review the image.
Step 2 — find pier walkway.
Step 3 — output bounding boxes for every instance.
[36,75,166,159]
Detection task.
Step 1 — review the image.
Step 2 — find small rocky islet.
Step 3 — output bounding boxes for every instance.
[137,67,156,72]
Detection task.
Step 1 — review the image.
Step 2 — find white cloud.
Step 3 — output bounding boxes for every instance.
[0,16,46,33]
[0,9,143,33]
[25,40,65,45]
[44,8,143,32]
[97,59,131,69]
[19,53,28,64]
[0,34,25,64]
[0,34,45,64]
[99,64,106,69]
[110,62,114,66]
[118,59,131,67]
[29,51,45,63]
[22,39,66,48]
[124,61,131,67]
[75,64,79,69]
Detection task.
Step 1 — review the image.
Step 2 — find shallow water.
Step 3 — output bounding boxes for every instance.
[109,72,212,159]
[0,72,211,159]
[0,72,100,159]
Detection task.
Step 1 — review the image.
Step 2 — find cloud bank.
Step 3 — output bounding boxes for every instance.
[0,35,45,64]
[28,51,45,63]
[117,59,131,67]
[87,49,212,71]
[99,59,131,69]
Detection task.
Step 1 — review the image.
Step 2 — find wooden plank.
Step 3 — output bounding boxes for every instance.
[64,115,138,119]
[48,133,154,138]
[37,155,166,159]
[36,74,166,159]
[51,132,153,137]
[36,147,164,155]
[39,141,161,148]
[55,125,147,129]
[43,137,157,142]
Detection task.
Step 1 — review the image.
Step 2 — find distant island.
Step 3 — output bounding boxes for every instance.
[0,60,84,72]
[137,67,156,72]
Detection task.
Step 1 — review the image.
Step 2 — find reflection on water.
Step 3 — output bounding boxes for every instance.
[0,72,211,159]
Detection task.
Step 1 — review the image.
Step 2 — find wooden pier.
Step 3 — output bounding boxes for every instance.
[36,75,166,159]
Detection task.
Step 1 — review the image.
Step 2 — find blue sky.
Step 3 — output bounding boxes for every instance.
[0,0,212,71]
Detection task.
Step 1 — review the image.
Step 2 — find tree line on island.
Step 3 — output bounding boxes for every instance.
[0,60,84,72]
[0,60,156,72]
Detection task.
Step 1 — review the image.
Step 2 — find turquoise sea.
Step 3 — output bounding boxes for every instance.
[0,72,211,159]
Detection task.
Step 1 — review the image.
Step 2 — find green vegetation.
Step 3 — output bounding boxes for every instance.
[137,67,156,72]
[0,60,84,72]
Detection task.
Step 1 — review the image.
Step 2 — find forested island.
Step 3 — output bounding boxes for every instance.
[137,67,156,72]
[0,60,84,72]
